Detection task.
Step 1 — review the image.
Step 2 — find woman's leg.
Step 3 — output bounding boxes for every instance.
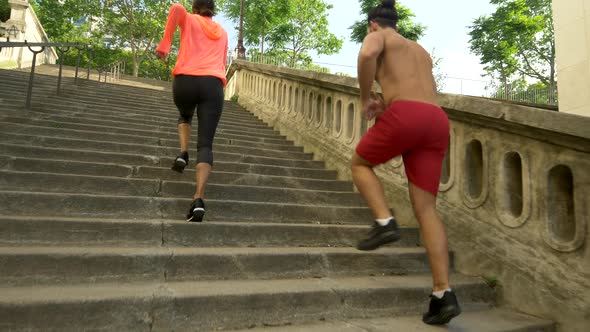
[193,77,224,200]
[172,75,197,172]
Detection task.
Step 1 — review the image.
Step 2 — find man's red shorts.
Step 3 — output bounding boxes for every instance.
[356,100,450,196]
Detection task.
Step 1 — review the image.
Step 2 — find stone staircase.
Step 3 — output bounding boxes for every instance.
[0,68,554,331]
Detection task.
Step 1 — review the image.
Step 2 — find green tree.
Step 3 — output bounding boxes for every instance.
[30,0,99,42]
[349,0,426,43]
[268,0,343,67]
[489,79,555,105]
[469,0,555,102]
[218,0,291,54]
[1,0,10,23]
[102,0,188,77]
[30,0,183,79]
[431,49,446,92]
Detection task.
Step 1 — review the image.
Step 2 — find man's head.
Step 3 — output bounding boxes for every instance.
[367,0,398,32]
[193,0,216,17]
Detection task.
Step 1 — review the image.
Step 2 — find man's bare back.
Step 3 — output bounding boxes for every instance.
[375,29,437,106]
[358,27,437,110]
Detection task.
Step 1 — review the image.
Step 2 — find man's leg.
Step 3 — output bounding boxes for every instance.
[352,152,400,250]
[408,182,450,291]
[408,181,460,324]
[351,152,391,220]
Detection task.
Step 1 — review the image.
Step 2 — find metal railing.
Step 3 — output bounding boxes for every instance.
[441,76,558,106]
[227,52,332,74]
[0,41,126,110]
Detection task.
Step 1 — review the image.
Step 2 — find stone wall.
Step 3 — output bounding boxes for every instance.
[226,60,590,332]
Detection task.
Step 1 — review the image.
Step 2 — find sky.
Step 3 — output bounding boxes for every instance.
[215,0,499,95]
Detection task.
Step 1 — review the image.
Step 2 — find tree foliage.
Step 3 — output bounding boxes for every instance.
[31,0,187,78]
[30,0,98,42]
[220,0,342,66]
[218,0,290,54]
[268,0,342,66]
[1,0,10,23]
[349,0,426,43]
[102,0,186,76]
[468,0,555,99]
[488,78,556,105]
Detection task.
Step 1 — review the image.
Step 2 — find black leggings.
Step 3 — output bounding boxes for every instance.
[173,75,224,165]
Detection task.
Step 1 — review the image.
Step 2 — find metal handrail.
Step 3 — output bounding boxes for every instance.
[0,41,87,109]
[0,41,127,109]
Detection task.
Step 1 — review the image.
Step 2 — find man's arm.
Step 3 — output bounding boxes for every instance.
[357,32,385,103]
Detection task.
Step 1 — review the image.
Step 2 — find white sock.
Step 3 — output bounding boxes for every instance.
[432,288,452,299]
[376,217,394,226]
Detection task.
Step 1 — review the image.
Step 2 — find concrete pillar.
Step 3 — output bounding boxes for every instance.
[7,0,28,40]
[553,0,590,117]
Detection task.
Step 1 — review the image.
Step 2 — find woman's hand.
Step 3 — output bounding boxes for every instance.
[156,50,167,62]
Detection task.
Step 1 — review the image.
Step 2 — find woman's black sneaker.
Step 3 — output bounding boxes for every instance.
[422,291,461,325]
[172,152,189,173]
[356,219,401,251]
[186,198,205,222]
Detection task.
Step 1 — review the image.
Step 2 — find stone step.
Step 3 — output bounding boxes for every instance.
[0,156,340,182]
[0,86,251,117]
[0,132,313,162]
[0,109,283,139]
[0,217,420,248]
[0,121,300,150]
[0,94,261,125]
[0,191,373,224]
[24,106,274,131]
[0,246,432,287]
[0,275,494,331]
[0,80,169,105]
[227,309,555,332]
[0,143,325,169]
[0,171,365,206]
[0,116,293,146]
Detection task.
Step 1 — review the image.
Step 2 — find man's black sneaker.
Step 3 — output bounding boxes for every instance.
[186,198,205,222]
[356,219,401,251]
[422,291,461,325]
[172,152,189,173]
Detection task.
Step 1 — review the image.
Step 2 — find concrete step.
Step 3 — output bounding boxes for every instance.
[24,106,274,131]
[0,156,338,180]
[0,275,494,332]
[0,217,420,248]
[0,191,373,224]
[227,309,555,332]
[0,121,301,150]
[136,166,349,191]
[0,116,293,146]
[0,143,325,169]
[0,132,314,162]
[0,83,244,115]
[0,94,263,125]
[0,110,284,140]
[0,246,432,287]
[0,171,365,206]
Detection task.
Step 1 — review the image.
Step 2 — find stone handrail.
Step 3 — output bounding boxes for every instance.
[226,60,590,332]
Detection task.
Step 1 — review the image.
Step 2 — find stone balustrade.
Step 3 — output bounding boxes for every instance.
[226,60,590,332]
